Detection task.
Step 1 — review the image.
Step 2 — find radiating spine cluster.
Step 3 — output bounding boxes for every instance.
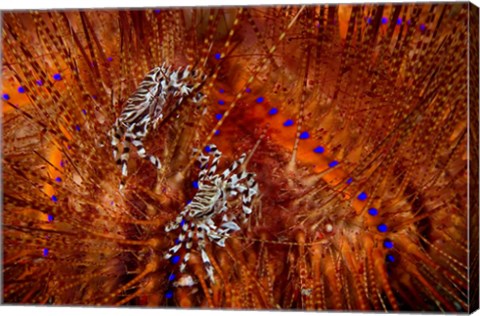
[1,3,473,312]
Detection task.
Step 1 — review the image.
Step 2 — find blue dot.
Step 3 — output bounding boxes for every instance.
[313,146,324,154]
[43,248,49,257]
[377,223,388,233]
[154,9,161,14]
[18,86,25,93]
[92,95,97,100]
[171,256,181,264]
[256,97,264,103]
[81,109,87,115]
[368,208,378,216]
[180,220,186,227]
[367,17,372,24]
[328,160,339,168]
[381,17,388,24]
[51,195,58,202]
[420,24,426,32]
[215,113,223,120]
[245,88,251,93]
[268,108,278,115]
[174,238,180,244]
[204,146,211,153]
[67,145,72,150]
[397,18,402,25]
[75,125,80,131]
[192,181,199,189]
[219,89,225,94]
[218,100,225,105]
[214,53,221,60]
[53,73,62,81]
[36,80,44,86]
[283,119,294,127]
[168,274,175,282]
[214,130,220,136]
[357,192,368,201]
[60,160,65,167]
[107,57,113,62]
[165,290,173,299]
[187,200,192,204]
[2,93,10,100]
[346,178,353,184]
[55,177,62,182]
[384,240,394,249]
[299,131,310,139]
[386,254,395,263]
[407,19,411,25]
[47,214,54,222]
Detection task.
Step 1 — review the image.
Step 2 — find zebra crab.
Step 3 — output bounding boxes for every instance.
[109,64,206,190]
[164,144,259,283]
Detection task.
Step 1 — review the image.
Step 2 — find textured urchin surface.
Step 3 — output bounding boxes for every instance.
[1,4,470,311]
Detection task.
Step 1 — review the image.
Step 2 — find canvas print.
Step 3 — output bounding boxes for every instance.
[1,1,479,313]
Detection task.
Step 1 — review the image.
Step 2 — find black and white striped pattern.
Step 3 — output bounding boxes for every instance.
[110,64,206,190]
[164,144,258,283]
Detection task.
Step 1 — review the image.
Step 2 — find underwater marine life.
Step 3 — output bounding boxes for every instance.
[1,3,478,312]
